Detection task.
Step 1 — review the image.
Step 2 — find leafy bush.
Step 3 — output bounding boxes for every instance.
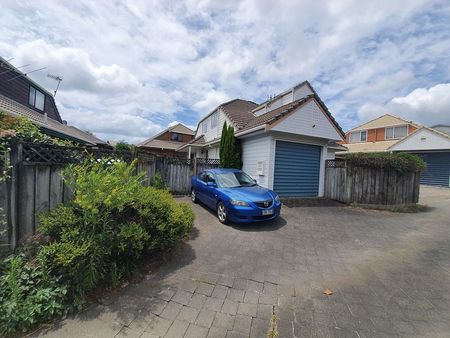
[0,254,70,336]
[344,152,426,174]
[151,172,166,189]
[0,158,194,335]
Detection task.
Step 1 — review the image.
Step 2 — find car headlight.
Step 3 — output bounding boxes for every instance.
[274,195,280,203]
[230,200,249,207]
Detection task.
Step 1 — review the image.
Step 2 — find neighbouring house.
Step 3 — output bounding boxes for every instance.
[137,123,195,157]
[339,113,450,188]
[0,56,107,147]
[388,126,450,187]
[338,114,420,154]
[432,124,450,136]
[177,81,346,197]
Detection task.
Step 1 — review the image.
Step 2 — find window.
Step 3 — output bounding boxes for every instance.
[170,133,183,142]
[215,171,256,188]
[349,131,367,143]
[210,112,218,128]
[29,86,45,111]
[386,126,408,139]
[200,172,215,184]
[202,121,208,133]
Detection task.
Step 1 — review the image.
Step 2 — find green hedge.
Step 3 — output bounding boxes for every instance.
[0,159,194,335]
[344,152,426,174]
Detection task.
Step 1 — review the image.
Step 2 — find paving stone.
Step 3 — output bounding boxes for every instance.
[259,293,278,305]
[160,301,183,320]
[250,317,270,338]
[144,314,172,337]
[233,314,252,334]
[257,303,274,320]
[244,291,259,304]
[155,288,175,301]
[197,282,215,296]
[263,282,278,295]
[189,293,207,309]
[247,280,263,293]
[207,326,228,338]
[212,312,235,330]
[222,299,239,315]
[115,326,143,338]
[181,279,199,293]
[227,289,245,302]
[177,306,200,323]
[212,284,229,299]
[139,332,160,338]
[165,319,189,338]
[185,323,209,338]
[233,278,248,290]
[195,271,220,285]
[226,330,248,338]
[147,298,168,316]
[172,290,193,305]
[205,297,225,311]
[237,302,258,317]
[218,274,234,287]
[196,309,216,328]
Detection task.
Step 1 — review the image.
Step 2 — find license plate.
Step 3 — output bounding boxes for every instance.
[262,209,273,216]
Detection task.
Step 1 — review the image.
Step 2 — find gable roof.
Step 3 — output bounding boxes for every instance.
[0,93,107,146]
[137,123,194,147]
[220,99,259,129]
[349,114,419,132]
[237,94,345,139]
[387,125,450,151]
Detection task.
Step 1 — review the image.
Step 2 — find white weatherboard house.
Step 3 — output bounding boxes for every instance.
[177,81,346,197]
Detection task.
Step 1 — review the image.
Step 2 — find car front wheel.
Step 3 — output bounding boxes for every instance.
[191,189,198,203]
[217,202,228,224]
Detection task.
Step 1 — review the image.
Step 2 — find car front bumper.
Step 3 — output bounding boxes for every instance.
[226,202,282,223]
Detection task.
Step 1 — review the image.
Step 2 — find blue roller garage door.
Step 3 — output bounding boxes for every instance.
[415,152,450,187]
[274,141,321,197]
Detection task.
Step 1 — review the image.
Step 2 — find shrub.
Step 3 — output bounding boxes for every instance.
[0,158,195,335]
[151,172,166,189]
[344,152,426,174]
[0,254,70,336]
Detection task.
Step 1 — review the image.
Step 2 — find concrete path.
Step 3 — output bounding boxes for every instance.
[36,186,450,337]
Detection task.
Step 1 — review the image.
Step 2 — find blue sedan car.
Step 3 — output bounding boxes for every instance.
[191,168,281,224]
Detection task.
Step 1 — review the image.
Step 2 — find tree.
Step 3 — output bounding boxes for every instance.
[219,123,242,169]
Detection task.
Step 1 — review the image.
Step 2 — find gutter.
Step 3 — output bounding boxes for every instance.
[235,125,266,137]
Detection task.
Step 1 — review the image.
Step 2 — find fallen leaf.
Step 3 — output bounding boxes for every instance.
[323,288,333,296]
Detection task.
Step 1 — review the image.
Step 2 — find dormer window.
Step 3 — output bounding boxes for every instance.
[349,130,367,143]
[29,86,45,111]
[170,133,183,142]
[210,112,218,128]
[202,121,208,133]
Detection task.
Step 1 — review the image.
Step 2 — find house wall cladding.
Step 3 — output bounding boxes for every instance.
[325,161,421,205]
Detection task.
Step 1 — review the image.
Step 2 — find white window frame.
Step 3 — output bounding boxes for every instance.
[202,121,208,133]
[210,112,218,128]
[349,130,367,143]
[385,125,408,140]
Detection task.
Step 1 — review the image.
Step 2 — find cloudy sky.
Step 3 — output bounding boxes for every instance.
[1,0,450,142]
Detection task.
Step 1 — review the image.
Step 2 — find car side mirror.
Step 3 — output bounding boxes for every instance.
[253,179,257,184]
[207,181,216,187]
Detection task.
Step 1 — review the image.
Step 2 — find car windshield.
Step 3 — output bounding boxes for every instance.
[215,171,256,188]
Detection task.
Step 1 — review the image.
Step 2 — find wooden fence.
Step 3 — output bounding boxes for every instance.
[0,140,219,249]
[324,159,421,206]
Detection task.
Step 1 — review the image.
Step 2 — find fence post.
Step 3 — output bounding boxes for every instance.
[193,157,197,176]
[7,139,21,249]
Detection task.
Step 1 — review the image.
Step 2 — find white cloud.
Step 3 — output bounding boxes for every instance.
[0,0,449,140]
[359,83,450,126]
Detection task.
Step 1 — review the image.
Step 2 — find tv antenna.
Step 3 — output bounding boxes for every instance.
[47,74,63,97]
[7,67,46,81]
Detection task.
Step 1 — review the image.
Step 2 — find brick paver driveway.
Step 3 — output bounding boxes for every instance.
[37,186,450,338]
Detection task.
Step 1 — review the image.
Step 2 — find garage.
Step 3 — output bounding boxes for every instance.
[416,152,450,187]
[273,140,321,197]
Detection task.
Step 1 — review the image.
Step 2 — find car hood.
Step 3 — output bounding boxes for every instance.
[220,186,274,202]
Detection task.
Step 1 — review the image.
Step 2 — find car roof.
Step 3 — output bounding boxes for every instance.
[207,168,242,174]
